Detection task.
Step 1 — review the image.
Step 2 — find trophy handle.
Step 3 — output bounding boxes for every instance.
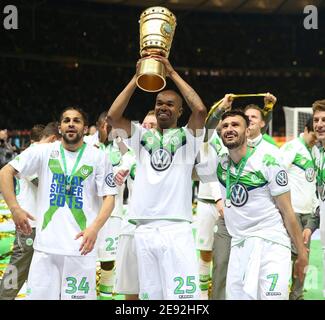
[136,58,166,92]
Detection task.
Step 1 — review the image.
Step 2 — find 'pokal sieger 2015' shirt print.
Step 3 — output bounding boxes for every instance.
[10,141,117,256]
[196,143,291,249]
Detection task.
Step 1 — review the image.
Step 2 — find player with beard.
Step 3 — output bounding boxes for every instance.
[196,110,307,299]
[0,107,117,300]
[107,55,206,300]
[0,122,60,300]
[201,93,279,299]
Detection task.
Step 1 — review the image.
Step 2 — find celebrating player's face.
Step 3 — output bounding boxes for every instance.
[220,115,247,149]
[155,91,182,129]
[244,108,265,139]
[60,110,86,145]
[313,110,325,143]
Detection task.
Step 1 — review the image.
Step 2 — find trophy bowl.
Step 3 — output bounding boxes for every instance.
[136,7,176,92]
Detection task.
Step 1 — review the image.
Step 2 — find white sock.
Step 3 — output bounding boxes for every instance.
[199,258,211,292]
[99,269,115,298]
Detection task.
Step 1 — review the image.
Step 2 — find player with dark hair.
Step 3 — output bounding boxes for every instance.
[196,110,308,299]
[0,107,117,299]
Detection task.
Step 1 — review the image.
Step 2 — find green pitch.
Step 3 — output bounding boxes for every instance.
[0,232,324,300]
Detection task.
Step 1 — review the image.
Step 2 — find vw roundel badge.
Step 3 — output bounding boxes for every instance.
[276,170,288,186]
[230,184,248,207]
[105,173,116,188]
[150,148,172,171]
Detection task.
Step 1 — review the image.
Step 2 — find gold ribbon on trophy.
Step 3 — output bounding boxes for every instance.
[206,93,274,122]
[136,7,177,92]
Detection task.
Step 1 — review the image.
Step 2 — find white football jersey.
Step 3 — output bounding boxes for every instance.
[280,135,318,214]
[10,141,117,256]
[197,131,225,201]
[127,123,204,223]
[11,144,38,228]
[196,142,291,248]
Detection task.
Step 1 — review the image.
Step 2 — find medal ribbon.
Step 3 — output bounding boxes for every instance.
[60,143,86,188]
[225,147,255,206]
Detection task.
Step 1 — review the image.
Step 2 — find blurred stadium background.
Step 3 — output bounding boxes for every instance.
[0,0,324,143]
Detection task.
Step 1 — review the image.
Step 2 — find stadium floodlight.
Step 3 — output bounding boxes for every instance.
[283,106,313,142]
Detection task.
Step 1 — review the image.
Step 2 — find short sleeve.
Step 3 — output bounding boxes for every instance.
[125,122,144,158]
[185,127,205,158]
[195,143,219,183]
[9,144,43,178]
[96,151,118,197]
[210,181,222,201]
[279,142,296,170]
[262,153,290,196]
[115,149,136,173]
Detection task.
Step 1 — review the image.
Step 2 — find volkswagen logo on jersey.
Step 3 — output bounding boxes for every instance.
[305,168,315,182]
[150,148,172,171]
[276,170,288,186]
[231,184,248,207]
[105,173,116,188]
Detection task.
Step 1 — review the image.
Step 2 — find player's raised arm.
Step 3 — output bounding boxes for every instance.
[204,94,234,142]
[106,60,143,138]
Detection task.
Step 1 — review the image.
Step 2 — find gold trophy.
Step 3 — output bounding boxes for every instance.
[136,7,177,92]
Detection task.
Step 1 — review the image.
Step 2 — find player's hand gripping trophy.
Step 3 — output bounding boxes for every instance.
[136,7,177,92]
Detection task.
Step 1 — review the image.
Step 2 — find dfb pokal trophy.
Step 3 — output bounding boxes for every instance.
[136,7,177,92]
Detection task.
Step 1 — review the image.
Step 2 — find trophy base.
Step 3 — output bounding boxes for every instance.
[136,58,166,92]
